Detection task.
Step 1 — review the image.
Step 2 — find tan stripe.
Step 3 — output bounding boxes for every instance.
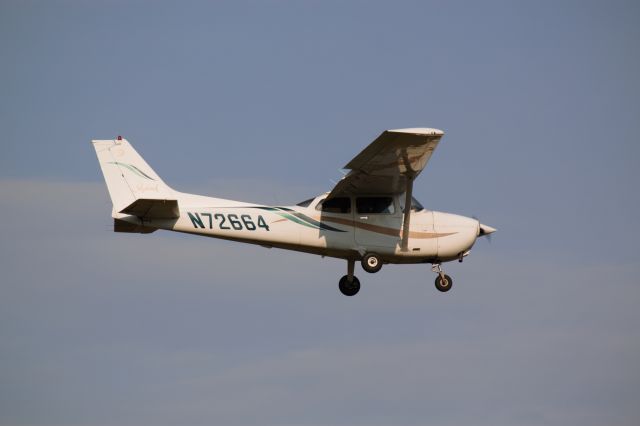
[319,216,455,239]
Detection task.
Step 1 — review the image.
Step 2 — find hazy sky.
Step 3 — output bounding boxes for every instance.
[1,1,639,425]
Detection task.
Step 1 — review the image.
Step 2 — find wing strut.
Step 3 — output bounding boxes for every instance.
[400,174,414,252]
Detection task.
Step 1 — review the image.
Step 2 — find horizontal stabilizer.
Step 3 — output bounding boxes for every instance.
[119,199,180,219]
[114,218,157,233]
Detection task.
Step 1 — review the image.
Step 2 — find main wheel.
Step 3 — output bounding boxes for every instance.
[434,274,453,292]
[361,253,383,273]
[339,275,361,296]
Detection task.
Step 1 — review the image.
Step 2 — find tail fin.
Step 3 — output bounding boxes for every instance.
[92,137,176,218]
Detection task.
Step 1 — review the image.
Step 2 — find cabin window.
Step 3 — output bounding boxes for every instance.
[296,198,315,207]
[356,197,395,214]
[316,197,351,213]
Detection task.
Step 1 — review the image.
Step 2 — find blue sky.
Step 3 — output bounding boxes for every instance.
[1,1,639,425]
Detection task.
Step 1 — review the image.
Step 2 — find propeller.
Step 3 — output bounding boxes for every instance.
[478,223,496,242]
[473,216,496,242]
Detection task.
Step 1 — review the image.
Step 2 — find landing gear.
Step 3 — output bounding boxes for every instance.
[432,264,453,292]
[339,259,360,296]
[361,253,383,273]
[339,275,360,296]
[434,274,453,292]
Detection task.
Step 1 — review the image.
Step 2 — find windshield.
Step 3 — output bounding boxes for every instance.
[399,195,425,212]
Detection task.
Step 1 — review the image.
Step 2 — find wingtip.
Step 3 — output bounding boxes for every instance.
[388,127,444,136]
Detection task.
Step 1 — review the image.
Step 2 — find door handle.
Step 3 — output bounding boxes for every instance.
[359,216,369,220]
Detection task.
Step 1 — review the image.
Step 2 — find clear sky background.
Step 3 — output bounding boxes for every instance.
[1,1,639,425]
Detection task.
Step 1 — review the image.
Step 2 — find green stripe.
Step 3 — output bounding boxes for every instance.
[107,162,155,180]
[286,211,346,232]
[276,212,319,229]
[252,206,346,232]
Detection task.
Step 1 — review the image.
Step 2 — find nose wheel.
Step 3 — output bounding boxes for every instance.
[432,264,453,292]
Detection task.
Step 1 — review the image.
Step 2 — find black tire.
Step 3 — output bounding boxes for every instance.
[339,275,361,296]
[361,253,383,274]
[434,274,453,292]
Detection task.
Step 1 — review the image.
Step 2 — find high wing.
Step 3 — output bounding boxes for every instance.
[327,128,444,198]
[327,127,444,252]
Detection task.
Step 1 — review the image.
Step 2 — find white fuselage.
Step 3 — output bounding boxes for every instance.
[127,192,480,264]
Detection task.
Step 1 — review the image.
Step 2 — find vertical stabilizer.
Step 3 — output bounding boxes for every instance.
[92,137,175,217]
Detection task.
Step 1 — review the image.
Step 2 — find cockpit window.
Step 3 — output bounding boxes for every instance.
[400,195,425,212]
[296,197,315,208]
[316,197,351,213]
[356,197,395,214]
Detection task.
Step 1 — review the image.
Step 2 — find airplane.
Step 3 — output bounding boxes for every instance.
[92,128,495,296]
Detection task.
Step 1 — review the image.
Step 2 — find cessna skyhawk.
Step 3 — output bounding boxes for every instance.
[92,128,495,296]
